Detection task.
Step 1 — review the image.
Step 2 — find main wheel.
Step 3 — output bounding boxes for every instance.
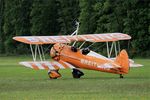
[48,70,61,79]
[72,69,84,78]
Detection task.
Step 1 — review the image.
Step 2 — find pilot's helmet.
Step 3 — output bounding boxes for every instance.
[82,48,90,55]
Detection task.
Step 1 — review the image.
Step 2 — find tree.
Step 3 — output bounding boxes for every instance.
[79,0,97,34]
[0,0,149,57]
[3,0,32,54]
[123,0,150,56]
[14,0,32,36]
[0,0,5,53]
[57,0,80,35]
[95,0,126,33]
[31,0,59,36]
[3,0,16,54]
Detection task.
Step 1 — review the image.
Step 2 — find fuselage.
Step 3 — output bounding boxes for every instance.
[50,43,126,74]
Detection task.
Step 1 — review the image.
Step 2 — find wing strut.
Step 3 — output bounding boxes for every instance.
[72,21,79,47]
[40,45,46,61]
[37,45,42,61]
[106,42,110,58]
[114,42,117,57]
[30,44,46,61]
[30,44,36,61]
[106,41,120,58]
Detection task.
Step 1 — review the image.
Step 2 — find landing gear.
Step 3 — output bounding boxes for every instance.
[72,69,84,78]
[119,74,124,78]
[48,70,61,79]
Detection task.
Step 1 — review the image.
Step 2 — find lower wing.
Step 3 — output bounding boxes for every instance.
[19,60,75,70]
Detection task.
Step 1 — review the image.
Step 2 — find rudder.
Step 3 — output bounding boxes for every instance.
[115,50,129,74]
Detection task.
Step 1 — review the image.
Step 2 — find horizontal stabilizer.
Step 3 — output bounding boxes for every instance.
[19,61,75,70]
[110,58,143,68]
[129,63,143,67]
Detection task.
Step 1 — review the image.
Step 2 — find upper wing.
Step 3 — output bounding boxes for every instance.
[13,33,131,44]
[19,61,75,70]
[13,36,71,44]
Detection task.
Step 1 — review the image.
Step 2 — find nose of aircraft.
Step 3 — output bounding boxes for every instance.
[50,43,65,59]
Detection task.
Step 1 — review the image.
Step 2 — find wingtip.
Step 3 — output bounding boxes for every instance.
[13,36,19,40]
[12,37,16,40]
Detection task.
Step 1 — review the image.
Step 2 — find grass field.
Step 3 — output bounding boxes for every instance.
[0,56,150,100]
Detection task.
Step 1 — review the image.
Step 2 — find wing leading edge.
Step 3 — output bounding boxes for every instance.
[13,33,131,44]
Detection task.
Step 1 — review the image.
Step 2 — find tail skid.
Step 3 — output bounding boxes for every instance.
[115,50,129,74]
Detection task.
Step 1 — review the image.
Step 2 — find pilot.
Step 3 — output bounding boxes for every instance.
[71,46,90,55]
[82,47,90,55]
[71,46,78,52]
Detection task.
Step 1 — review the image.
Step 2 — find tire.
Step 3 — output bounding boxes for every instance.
[48,70,61,79]
[72,69,84,78]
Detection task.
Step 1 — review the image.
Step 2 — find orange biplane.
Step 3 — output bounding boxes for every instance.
[13,22,142,79]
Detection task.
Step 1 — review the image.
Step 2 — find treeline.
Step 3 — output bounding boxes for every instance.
[0,0,149,57]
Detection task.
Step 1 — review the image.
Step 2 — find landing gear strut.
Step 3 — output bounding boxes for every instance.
[72,69,84,78]
[48,70,61,79]
[119,74,124,78]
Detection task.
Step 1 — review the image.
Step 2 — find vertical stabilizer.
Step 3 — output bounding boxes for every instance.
[115,50,129,74]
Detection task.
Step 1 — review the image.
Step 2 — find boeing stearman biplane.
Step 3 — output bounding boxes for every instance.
[13,22,142,79]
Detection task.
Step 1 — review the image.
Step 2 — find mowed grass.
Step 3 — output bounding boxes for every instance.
[0,56,150,100]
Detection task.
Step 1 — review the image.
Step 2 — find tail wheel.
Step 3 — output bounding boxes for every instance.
[48,70,61,79]
[72,69,84,78]
[119,74,124,78]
